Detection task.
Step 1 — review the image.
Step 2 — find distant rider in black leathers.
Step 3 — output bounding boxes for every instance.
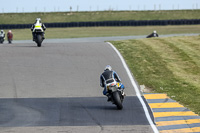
[146,30,159,38]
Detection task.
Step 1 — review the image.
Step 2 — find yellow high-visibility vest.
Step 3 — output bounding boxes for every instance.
[33,22,43,32]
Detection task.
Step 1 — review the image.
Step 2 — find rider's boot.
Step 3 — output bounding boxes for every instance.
[32,34,35,41]
[42,33,45,39]
[122,91,126,96]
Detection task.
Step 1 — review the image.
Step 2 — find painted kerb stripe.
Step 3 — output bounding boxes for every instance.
[159,127,200,133]
[154,111,198,117]
[144,93,200,132]
[144,94,169,99]
[156,119,200,126]
[149,102,184,108]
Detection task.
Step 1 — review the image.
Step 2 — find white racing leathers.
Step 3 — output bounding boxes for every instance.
[31,21,46,40]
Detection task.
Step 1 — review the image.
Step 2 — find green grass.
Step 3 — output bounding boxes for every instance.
[1,10,200,24]
[5,25,200,40]
[111,36,200,115]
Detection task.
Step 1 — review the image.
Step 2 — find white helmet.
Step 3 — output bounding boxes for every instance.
[104,65,112,71]
[36,18,41,23]
[153,30,157,33]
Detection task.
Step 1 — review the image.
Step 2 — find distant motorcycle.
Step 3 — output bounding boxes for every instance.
[106,80,125,109]
[31,18,46,47]
[7,30,13,44]
[33,30,44,47]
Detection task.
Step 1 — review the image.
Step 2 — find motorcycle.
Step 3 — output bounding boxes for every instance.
[7,32,13,44]
[106,80,125,110]
[0,35,4,44]
[33,29,44,47]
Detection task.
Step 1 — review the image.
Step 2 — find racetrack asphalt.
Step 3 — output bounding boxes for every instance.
[0,38,156,133]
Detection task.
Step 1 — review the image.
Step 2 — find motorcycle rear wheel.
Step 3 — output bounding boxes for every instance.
[113,91,123,110]
[0,39,3,43]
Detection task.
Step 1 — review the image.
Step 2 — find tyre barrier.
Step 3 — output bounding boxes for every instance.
[1,19,200,29]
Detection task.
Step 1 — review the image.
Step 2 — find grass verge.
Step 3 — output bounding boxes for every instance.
[4,25,200,40]
[111,36,200,115]
[1,10,200,24]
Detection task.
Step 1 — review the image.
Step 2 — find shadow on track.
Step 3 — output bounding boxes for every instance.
[0,96,152,127]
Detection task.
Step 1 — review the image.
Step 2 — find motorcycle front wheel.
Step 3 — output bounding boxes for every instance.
[36,35,42,47]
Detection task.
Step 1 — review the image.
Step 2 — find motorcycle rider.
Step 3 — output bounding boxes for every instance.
[146,30,159,38]
[31,18,46,41]
[7,30,13,43]
[100,65,125,101]
[0,30,5,43]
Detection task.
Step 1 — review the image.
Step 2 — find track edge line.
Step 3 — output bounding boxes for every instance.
[107,42,159,133]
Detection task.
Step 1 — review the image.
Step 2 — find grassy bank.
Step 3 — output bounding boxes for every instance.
[111,36,200,115]
[5,25,200,40]
[1,10,200,24]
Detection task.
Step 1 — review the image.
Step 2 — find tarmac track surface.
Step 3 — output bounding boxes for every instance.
[0,38,155,133]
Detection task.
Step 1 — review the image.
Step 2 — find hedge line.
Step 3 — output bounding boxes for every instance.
[0,19,200,29]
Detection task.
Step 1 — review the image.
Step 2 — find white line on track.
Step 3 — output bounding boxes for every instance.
[107,42,159,133]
